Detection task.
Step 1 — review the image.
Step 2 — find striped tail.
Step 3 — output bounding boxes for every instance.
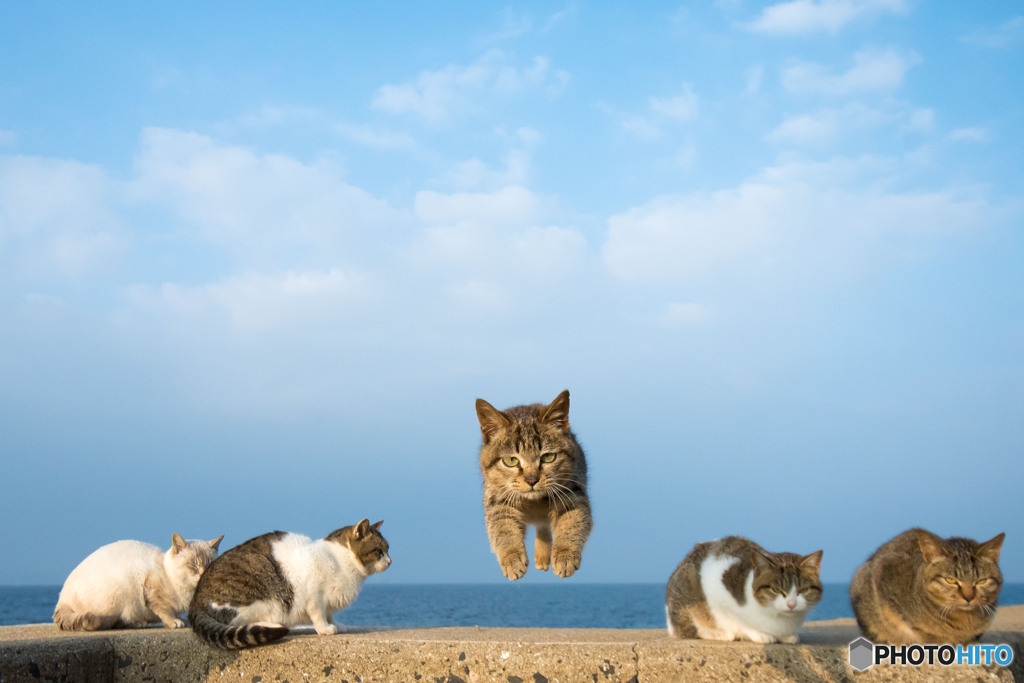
[189,608,289,650]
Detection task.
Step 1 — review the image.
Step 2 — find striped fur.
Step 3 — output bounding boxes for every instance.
[189,609,289,650]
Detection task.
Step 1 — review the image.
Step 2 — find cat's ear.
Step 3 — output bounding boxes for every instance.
[978,532,1005,563]
[353,519,371,540]
[800,550,824,575]
[171,533,187,554]
[370,520,384,532]
[476,398,509,444]
[541,390,571,432]
[751,550,773,573]
[918,530,949,563]
[210,535,225,551]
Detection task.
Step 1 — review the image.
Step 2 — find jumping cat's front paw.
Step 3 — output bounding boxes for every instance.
[552,549,581,578]
[499,549,528,580]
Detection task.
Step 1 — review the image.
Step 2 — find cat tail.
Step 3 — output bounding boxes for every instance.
[53,604,107,631]
[189,608,289,650]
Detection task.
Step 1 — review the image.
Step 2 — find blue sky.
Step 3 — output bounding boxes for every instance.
[1,1,1022,588]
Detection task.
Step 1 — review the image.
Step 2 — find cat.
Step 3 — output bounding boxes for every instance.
[665,536,823,644]
[475,389,592,580]
[188,519,390,649]
[849,527,1004,644]
[53,533,223,631]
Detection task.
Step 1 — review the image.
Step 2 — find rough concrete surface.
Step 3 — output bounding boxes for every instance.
[1,606,1021,682]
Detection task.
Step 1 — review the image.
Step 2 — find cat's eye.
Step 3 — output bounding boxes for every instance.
[540,452,556,463]
[943,577,958,585]
[502,455,520,467]
[976,578,992,586]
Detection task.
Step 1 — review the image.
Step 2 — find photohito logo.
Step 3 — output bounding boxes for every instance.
[848,637,1015,672]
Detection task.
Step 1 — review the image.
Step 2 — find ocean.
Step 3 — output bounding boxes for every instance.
[3,583,1023,629]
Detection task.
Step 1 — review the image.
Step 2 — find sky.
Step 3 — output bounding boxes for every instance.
[1,1,1022,589]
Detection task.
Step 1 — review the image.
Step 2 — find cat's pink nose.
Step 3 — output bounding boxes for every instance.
[524,475,539,487]
[786,599,797,610]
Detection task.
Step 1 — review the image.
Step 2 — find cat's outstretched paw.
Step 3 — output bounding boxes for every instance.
[552,550,581,578]
[499,549,528,580]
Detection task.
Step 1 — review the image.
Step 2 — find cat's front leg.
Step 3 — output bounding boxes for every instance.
[534,525,552,571]
[485,506,528,580]
[550,505,592,578]
[307,604,338,636]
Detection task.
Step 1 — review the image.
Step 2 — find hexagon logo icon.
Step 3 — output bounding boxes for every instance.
[849,637,874,672]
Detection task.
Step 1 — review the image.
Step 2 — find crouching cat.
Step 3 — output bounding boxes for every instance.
[850,528,1004,644]
[189,519,390,649]
[53,533,223,630]
[666,536,823,644]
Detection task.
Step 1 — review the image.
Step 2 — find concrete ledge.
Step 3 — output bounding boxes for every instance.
[2,606,1022,682]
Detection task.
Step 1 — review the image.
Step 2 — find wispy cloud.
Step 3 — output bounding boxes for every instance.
[961,16,1024,49]
[948,127,989,143]
[782,47,919,95]
[371,50,569,124]
[743,0,910,35]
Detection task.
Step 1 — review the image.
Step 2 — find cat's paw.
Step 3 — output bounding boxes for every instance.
[499,549,528,580]
[315,623,339,636]
[746,631,779,644]
[163,618,186,629]
[535,556,550,571]
[552,549,581,578]
[780,634,799,644]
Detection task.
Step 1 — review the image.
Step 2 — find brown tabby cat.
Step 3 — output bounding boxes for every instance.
[849,528,1005,644]
[665,536,823,643]
[476,389,592,580]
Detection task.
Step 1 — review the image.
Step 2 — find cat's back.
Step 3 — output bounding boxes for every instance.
[66,540,161,582]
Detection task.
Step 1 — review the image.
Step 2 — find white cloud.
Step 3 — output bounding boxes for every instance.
[948,127,989,143]
[782,47,919,96]
[743,0,909,35]
[125,268,364,330]
[128,128,402,264]
[650,84,698,121]
[0,155,121,276]
[961,16,1024,49]
[371,50,569,124]
[603,156,996,286]
[766,103,900,146]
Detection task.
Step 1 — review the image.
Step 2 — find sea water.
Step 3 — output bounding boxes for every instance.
[4,583,1022,628]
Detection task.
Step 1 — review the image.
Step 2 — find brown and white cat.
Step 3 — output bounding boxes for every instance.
[476,389,592,580]
[188,519,390,649]
[665,536,823,643]
[53,533,223,630]
[849,527,1004,644]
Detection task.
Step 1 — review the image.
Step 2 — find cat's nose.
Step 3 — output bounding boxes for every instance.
[786,599,797,610]
[524,475,539,487]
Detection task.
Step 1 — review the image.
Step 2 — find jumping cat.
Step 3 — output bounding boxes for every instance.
[188,519,390,649]
[476,389,592,580]
[849,527,1004,644]
[53,533,223,631]
[665,536,823,643]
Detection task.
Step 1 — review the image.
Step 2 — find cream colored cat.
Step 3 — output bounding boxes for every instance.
[54,533,223,630]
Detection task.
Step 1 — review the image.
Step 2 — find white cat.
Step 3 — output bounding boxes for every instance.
[53,533,223,630]
[189,519,391,649]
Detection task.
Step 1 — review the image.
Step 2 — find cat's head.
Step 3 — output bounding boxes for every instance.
[166,533,224,588]
[329,519,391,576]
[917,530,1004,614]
[476,390,584,502]
[751,549,823,617]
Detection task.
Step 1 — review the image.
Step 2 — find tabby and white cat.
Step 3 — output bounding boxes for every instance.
[849,527,1004,644]
[188,519,390,649]
[53,533,223,631]
[476,390,592,580]
[665,536,823,643]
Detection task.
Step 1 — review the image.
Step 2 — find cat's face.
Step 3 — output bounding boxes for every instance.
[919,531,1004,614]
[751,550,823,617]
[167,533,224,588]
[477,391,584,504]
[331,520,391,576]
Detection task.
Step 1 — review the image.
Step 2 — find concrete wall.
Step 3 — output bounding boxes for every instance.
[2,607,1022,682]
